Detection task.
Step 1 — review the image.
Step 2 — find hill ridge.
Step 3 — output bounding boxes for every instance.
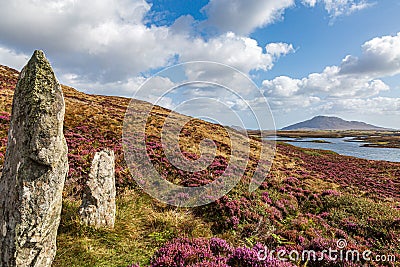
[282,115,388,131]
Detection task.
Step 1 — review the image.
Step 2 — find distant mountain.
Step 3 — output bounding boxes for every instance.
[230,125,246,132]
[282,116,388,131]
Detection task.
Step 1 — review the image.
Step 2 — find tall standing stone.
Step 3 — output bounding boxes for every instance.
[0,50,68,267]
[79,149,116,229]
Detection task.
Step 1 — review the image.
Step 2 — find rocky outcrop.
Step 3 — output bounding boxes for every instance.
[0,50,68,266]
[79,150,116,228]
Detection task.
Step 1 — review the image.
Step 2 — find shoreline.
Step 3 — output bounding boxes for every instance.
[259,130,400,149]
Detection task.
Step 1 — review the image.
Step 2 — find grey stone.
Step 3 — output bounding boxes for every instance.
[79,149,116,228]
[0,50,68,266]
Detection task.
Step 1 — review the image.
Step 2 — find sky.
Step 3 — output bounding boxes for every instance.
[0,0,399,129]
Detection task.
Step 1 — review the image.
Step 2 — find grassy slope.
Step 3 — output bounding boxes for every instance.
[0,65,399,266]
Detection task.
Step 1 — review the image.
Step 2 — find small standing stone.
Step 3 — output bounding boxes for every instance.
[0,50,68,266]
[79,149,116,228]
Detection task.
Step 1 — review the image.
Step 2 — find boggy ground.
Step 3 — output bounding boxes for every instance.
[0,65,399,266]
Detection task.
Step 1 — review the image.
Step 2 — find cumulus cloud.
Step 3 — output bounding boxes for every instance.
[55,32,293,99]
[201,0,294,35]
[0,0,296,100]
[181,33,294,74]
[302,0,373,19]
[263,68,389,99]
[0,0,183,83]
[340,32,400,76]
[266,43,295,58]
[263,32,400,114]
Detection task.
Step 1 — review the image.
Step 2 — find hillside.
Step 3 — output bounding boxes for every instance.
[0,64,400,266]
[0,64,264,197]
[282,115,388,131]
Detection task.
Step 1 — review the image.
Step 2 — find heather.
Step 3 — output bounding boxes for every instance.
[1,65,399,266]
[133,237,296,267]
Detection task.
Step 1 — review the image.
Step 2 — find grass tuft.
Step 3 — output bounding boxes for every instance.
[54,190,213,267]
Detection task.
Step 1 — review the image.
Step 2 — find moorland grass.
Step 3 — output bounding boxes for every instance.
[54,190,213,267]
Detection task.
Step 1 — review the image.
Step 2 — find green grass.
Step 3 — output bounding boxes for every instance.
[53,190,213,267]
[322,194,400,242]
[303,150,322,157]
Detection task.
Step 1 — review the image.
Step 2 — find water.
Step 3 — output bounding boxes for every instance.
[265,136,400,162]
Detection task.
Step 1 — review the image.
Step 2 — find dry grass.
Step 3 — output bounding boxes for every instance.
[54,189,213,267]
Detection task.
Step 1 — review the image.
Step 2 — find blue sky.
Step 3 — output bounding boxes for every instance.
[255,1,400,78]
[0,0,399,129]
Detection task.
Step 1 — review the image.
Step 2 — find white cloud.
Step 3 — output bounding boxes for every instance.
[324,0,373,17]
[302,0,373,19]
[302,0,318,7]
[317,97,400,115]
[170,15,197,35]
[0,0,295,98]
[340,32,400,76]
[0,47,29,70]
[264,69,389,99]
[0,0,186,82]
[265,43,295,59]
[202,0,294,35]
[59,73,146,97]
[263,32,400,114]
[263,76,303,97]
[168,40,293,121]
[181,33,294,74]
